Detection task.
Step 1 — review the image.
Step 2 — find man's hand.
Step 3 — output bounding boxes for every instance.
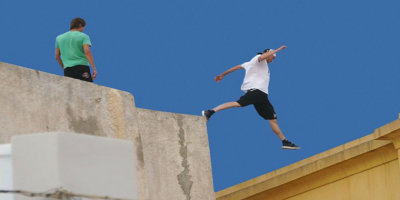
[215,75,224,82]
[92,69,97,80]
[214,65,243,82]
[55,48,64,69]
[278,45,287,51]
[83,44,97,81]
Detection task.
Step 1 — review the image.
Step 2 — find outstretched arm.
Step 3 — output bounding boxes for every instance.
[258,45,287,62]
[215,65,243,82]
[55,48,64,70]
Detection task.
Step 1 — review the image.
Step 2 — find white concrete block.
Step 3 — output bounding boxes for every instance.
[0,144,14,200]
[11,132,137,200]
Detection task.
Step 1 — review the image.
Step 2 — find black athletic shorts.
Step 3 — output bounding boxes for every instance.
[64,65,93,82]
[237,89,277,120]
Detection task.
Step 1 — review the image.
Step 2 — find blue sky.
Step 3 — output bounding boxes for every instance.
[1,0,400,191]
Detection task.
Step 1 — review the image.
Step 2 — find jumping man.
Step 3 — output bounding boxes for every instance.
[202,46,300,150]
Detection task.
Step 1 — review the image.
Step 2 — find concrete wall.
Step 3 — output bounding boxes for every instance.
[216,116,400,200]
[136,108,214,200]
[0,62,215,200]
[0,62,137,140]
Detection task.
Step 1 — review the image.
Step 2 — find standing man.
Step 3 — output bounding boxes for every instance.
[55,17,97,82]
[202,46,300,150]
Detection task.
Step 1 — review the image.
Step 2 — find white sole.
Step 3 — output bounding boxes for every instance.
[201,110,208,121]
[282,146,301,150]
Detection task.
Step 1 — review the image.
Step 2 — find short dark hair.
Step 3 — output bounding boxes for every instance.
[257,49,271,55]
[70,18,86,30]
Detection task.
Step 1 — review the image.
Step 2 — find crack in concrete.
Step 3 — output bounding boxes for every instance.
[176,115,193,200]
[135,133,145,168]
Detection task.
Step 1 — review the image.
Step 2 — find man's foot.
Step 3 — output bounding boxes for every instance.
[282,139,300,150]
[202,110,215,121]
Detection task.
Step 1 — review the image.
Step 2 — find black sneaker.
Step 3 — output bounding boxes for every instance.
[282,139,300,150]
[202,110,215,121]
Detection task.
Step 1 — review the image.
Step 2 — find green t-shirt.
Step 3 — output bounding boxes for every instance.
[55,31,92,68]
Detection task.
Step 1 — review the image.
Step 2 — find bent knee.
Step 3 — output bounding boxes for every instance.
[268,119,278,123]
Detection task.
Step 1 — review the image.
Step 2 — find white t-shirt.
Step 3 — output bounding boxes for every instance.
[240,55,270,94]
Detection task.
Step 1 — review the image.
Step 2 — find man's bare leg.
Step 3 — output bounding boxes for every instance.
[202,102,241,121]
[213,101,241,112]
[268,119,286,140]
[269,119,300,149]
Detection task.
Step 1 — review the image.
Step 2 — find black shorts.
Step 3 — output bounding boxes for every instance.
[64,65,93,82]
[237,89,277,120]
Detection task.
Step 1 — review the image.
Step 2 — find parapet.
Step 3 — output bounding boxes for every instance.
[0,62,215,200]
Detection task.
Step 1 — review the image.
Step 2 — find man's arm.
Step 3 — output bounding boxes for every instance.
[55,48,64,69]
[258,45,287,62]
[215,65,243,82]
[83,44,97,80]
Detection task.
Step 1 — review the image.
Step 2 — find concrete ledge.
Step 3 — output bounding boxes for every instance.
[0,62,137,142]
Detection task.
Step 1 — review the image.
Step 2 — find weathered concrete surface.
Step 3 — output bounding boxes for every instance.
[0,62,137,141]
[0,62,215,200]
[136,108,215,200]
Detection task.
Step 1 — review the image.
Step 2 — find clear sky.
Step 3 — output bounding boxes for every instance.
[1,0,399,192]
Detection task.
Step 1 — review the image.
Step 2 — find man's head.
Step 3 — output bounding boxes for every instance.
[258,49,276,63]
[70,18,86,31]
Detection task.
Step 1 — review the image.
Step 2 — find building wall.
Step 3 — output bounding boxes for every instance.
[136,108,215,200]
[244,143,400,200]
[288,159,400,200]
[0,62,215,200]
[0,62,137,140]
[217,118,400,200]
